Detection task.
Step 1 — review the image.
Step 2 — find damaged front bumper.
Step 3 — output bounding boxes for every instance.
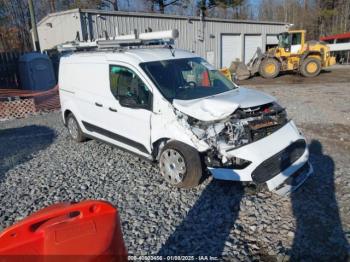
[207,120,313,196]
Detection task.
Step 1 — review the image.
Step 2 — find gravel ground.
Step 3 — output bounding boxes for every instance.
[0,69,349,261]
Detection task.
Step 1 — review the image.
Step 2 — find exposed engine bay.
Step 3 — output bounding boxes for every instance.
[177,102,288,168]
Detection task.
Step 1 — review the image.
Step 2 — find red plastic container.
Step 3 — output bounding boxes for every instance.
[0,200,127,261]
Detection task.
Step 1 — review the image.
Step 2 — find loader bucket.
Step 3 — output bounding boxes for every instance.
[232,62,251,80]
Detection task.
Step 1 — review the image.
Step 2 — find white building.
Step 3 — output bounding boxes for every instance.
[36,8,289,68]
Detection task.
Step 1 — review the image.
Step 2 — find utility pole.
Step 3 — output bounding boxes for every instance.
[28,0,40,52]
[198,0,206,41]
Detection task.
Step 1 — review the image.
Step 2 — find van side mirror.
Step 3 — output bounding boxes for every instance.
[119,96,139,108]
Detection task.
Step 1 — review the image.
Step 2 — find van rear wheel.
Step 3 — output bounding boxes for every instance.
[66,113,86,142]
[159,141,202,188]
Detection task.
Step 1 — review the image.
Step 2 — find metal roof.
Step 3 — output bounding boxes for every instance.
[81,9,287,25]
[37,8,288,27]
[37,9,79,26]
[320,32,350,41]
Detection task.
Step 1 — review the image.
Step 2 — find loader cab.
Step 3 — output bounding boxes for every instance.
[278,32,291,52]
[278,30,305,54]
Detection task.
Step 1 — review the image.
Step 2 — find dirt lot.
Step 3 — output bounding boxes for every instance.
[0,66,349,260]
[239,65,350,86]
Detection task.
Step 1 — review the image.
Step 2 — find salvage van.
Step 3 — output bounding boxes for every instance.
[59,30,313,196]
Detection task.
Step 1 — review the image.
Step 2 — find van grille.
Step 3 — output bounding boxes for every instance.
[252,139,306,183]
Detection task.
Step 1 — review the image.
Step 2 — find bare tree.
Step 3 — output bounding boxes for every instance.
[144,0,188,14]
[198,0,249,19]
[258,0,350,38]
[100,0,119,10]
[49,0,56,12]
[0,0,32,51]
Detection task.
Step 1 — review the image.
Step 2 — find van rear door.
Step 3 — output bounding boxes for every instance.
[73,62,109,131]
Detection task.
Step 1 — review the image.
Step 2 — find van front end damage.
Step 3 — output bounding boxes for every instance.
[207,121,313,196]
[175,102,312,196]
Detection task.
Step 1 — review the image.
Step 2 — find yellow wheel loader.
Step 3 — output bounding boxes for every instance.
[233,30,336,80]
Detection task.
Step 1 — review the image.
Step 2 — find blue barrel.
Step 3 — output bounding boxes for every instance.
[18,53,56,91]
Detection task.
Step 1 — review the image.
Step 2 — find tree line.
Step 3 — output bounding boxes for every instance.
[258,0,350,40]
[0,0,349,51]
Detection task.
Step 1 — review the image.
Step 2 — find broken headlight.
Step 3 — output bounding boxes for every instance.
[205,150,251,169]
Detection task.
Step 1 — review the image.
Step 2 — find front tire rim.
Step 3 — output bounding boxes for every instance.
[159,149,186,185]
[306,61,318,73]
[265,63,276,74]
[68,117,79,140]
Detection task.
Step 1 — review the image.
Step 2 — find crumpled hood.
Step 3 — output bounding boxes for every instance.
[172,87,276,122]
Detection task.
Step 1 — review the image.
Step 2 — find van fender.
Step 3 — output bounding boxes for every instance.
[61,101,82,128]
[150,108,210,156]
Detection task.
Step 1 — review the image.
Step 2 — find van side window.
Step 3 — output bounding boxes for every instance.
[109,65,152,110]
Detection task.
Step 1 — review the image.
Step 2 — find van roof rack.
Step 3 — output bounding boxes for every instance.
[57,29,179,52]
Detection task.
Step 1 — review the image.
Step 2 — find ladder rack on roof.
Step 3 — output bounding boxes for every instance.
[57,29,179,52]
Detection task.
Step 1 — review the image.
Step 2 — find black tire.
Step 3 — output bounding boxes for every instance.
[259,58,280,79]
[300,57,322,77]
[66,113,86,142]
[159,141,202,188]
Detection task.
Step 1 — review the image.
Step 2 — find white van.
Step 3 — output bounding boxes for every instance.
[59,41,312,196]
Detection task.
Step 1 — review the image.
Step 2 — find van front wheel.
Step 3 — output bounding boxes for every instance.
[66,113,86,142]
[159,141,202,188]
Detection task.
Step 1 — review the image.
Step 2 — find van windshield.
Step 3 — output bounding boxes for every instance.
[140,57,237,101]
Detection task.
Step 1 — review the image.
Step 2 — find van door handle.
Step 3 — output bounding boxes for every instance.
[109,107,117,112]
[95,102,103,107]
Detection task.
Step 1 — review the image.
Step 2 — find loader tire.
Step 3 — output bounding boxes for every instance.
[159,141,202,188]
[259,58,280,79]
[300,57,321,77]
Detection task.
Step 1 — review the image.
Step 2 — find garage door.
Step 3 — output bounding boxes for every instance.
[221,34,242,68]
[244,35,262,64]
[267,35,278,45]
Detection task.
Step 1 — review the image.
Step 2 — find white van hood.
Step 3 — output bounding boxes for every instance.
[172,87,276,122]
